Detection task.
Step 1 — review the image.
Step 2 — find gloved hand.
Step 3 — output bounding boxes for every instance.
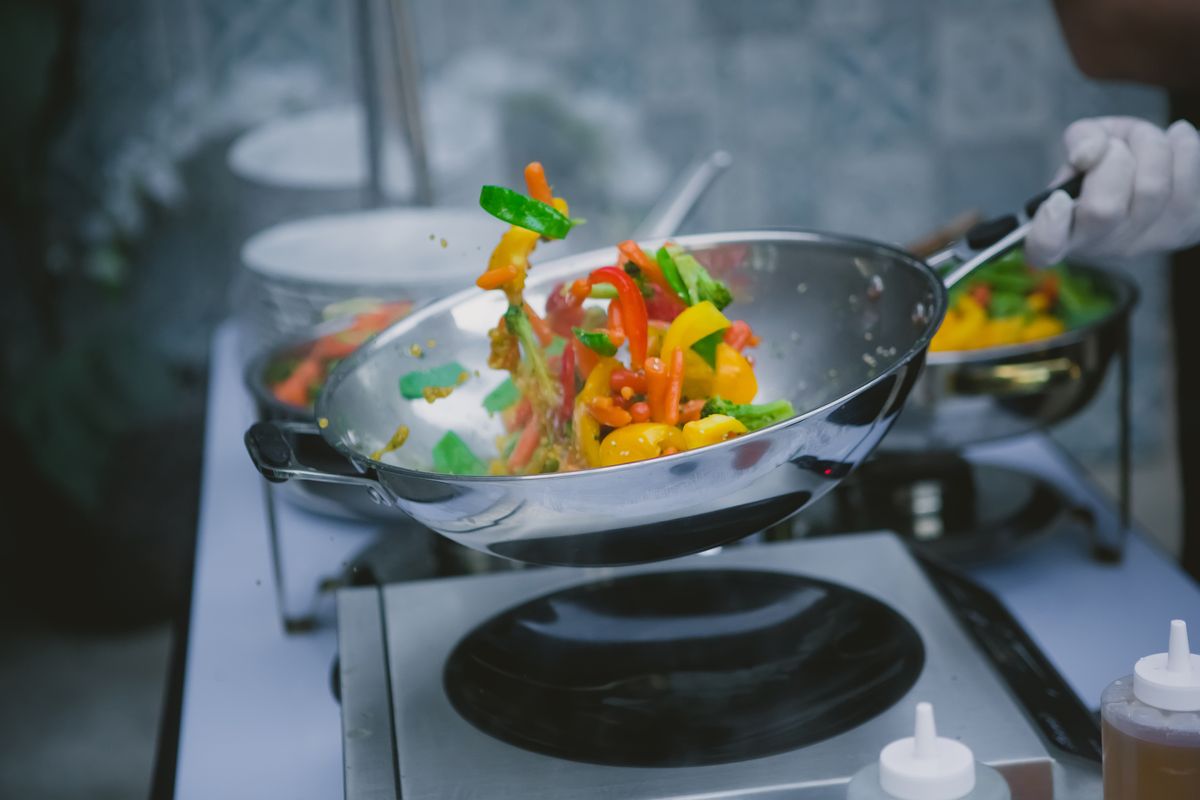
[1026,116,1200,266]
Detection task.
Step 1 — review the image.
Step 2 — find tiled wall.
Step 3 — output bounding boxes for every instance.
[53,0,1175,500]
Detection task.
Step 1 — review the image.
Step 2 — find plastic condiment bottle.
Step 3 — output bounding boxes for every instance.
[847,702,1011,800]
[1101,619,1200,799]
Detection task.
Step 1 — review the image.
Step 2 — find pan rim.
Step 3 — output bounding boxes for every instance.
[924,261,1139,365]
[315,228,948,483]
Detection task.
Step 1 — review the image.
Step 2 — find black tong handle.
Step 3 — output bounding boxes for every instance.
[1024,173,1086,219]
[964,174,1086,251]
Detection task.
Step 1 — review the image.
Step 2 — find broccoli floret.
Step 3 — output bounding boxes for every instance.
[666,244,732,310]
[695,272,733,310]
[701,398,796,431]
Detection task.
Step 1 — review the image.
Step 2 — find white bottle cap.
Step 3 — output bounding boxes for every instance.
[878,703,976,800]
[1133,619,1200,712]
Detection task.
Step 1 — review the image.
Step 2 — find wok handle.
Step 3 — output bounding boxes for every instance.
[245,420,393,502]
[632,150,732,240]
[950,357,1081,396]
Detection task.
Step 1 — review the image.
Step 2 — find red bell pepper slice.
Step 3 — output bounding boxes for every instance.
[644,282,686,323]
[545,282,585,337]
[589,265,647,369]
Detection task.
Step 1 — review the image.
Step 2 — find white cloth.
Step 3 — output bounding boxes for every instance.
[1026,116,1200,266]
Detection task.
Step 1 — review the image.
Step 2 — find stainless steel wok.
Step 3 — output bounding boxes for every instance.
[244,180,1084,566]
[247,230,945,565]
[883,263,1137,450]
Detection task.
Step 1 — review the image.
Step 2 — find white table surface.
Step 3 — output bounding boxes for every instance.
[173,322,1200,800]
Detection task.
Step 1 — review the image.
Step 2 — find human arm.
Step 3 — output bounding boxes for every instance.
[1052,0,1200,89]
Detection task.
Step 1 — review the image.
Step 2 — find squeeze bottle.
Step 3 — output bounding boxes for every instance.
[846,702,1010,800]
[1101,619,1200,799]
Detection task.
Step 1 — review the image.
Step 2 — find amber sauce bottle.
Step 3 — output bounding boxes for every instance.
[1101,620,1200,799]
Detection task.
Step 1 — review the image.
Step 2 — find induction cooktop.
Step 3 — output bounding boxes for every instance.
[336,533,1088,799]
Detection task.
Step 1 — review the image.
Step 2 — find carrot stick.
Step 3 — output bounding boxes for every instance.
[311,331,364,360]
[724,320,753,351]
[569,278,591,302]
[505,397,533,433]
[575,338,599,378]
[272,357,323,406]
[352,301,411,331]
[524,162,554,204]
[477,264,519,290]
[588,397,633,428]
[645,356,668,423]
[680,398,706,423]
[508,418,541,471]
[522,302,555,346]
[617,240,670,291]
[663,347,684,426]
[609,368,647,394]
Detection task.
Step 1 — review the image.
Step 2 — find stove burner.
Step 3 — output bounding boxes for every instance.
[781,454,1068,564]
[443,569,924,768]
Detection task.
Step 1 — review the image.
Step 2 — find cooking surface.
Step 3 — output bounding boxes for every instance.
[172,325,1200,800]
[341,534,1052,799]
[443,569,924,767]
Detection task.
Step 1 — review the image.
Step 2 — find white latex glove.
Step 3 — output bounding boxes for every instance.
[1026,116,1200,266]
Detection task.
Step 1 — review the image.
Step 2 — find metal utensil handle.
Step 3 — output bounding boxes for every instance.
[245,420,388,497]
[939,174,1085,289]
[385,0,433,206]
[632,150,733,240]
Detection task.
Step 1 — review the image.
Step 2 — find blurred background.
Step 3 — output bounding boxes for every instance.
[0,0,1181,797]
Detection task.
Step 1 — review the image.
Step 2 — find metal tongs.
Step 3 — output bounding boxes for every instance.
[930,174,1086,288]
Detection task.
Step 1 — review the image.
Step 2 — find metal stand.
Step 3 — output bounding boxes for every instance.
[261,481,319,633]
[1090,315,1132,562]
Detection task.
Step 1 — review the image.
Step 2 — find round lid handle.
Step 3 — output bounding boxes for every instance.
[1134,619,1200,712]
[878,703,976,800]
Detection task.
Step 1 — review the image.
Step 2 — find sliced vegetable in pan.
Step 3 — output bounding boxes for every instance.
[399,361,470,400]
[433,431,487,475]
[467,163,793,473]
[932,249,1114,352]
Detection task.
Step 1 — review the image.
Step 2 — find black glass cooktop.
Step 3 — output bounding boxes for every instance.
[443,569,924,767]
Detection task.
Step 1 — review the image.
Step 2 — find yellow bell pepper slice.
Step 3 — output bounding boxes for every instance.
[597,423,686,467]
[1021,314,1066,342]
[978,317,1025,348]
[681,414,748,450]
[485,198,568,304]
[929,309,961,352]
[660,301,730,366]
[713,342,757,403]
[682,349,715,398]
[647,322,668,359]
[487,226,541,302]
[574,357,618,467]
